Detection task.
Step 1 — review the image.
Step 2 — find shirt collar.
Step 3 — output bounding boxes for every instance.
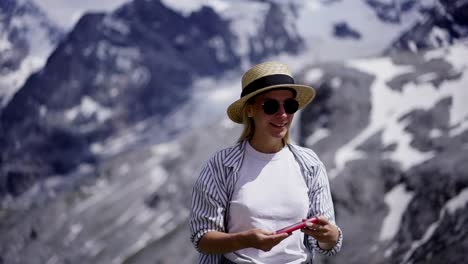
[222,140,247,172]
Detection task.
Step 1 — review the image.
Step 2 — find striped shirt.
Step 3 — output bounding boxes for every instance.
[189,140,343,264]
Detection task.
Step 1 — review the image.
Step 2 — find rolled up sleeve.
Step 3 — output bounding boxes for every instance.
[189,160,226,252]
[305,163,343,256]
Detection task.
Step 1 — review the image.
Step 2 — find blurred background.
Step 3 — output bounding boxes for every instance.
[1,0,467,263]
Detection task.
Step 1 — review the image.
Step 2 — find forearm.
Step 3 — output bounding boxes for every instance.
[198,230,251,254]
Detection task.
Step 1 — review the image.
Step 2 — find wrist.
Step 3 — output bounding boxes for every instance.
[237,230,253,249]
[318,226,339,250]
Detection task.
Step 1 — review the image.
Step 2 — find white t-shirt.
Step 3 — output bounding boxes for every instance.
[224,142,310,263]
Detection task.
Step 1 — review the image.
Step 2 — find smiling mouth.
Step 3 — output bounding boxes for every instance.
[271,122,287,128]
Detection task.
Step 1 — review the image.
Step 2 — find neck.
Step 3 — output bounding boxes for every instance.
[249,136,284,153]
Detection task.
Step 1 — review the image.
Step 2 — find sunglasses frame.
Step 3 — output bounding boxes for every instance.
[261,98,299,115]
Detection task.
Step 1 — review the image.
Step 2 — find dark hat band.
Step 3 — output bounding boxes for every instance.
[241,74,295,97]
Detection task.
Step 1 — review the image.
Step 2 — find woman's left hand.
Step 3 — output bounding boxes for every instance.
[301,216,339,250]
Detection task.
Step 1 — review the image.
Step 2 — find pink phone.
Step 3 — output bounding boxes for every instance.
[275,217,319,234]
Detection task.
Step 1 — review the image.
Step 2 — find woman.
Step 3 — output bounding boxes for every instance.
[190,61,342,263]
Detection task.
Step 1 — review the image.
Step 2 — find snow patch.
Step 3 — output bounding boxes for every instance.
[330,77,342,88]
[305,128,330,146]
[429,128,443,138]
[304,68,324,84]
[450,118,468,137]
[40,106,48,116]
[64,224,83,245]
[96,41,141,69]
[0,33,12,52]
[151,142,182,160]
[416,72,438,83]
[379,184,414,241]
[90,143,104,154]
[446,187,468,214]
[160,0,230,17]
[149,166,168,191]
[209,36,229,63]
[423,47,448,61]
[65,96,113,122]
[102,14,130,35]
[32,0,130,29]
[429,26,451,47]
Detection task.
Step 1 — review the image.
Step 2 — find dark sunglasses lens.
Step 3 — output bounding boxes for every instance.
[262,100,279,115]
[284,99,299,114]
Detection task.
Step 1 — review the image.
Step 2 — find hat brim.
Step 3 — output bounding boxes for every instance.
[227,84,316,123]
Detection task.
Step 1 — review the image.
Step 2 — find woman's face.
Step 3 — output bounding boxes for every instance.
[248,89,296,140]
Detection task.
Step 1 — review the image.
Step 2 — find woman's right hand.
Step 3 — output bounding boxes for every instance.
[244,228,290,252]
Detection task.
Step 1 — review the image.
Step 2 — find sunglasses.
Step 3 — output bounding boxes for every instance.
[261,98,299,115]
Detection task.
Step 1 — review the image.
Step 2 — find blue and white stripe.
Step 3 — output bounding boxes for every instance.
[190,140,343,264]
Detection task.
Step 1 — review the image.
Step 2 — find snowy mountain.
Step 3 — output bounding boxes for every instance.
[0,0,467,263]
[0,0,64,108]
[299,43,468,263]
[0,0,317,198]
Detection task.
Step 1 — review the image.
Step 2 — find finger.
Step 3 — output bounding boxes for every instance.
[304,223,327,234]
[266,229,284,236]
[303,221,319,230]
[300,228,321,238]
[271,232,289,239]
[315,215,330,225]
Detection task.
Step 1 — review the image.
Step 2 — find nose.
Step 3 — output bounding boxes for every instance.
[276,103,287,116]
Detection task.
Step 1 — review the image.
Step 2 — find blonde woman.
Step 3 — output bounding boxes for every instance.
[190,61,342,264]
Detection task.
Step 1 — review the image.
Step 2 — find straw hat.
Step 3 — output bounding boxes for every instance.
[227,61,316,123]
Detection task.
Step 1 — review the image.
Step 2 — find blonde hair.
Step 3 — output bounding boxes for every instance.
[237,98,291,144]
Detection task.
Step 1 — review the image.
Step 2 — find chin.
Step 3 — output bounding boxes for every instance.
[271,130,288,139]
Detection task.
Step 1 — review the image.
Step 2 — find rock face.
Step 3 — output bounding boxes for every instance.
[386,0,468,53]
[333,22,362,39]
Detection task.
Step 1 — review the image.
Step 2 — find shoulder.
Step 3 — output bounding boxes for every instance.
[196,141,244,188]
[288,143,324,167]
[206,141,245,167]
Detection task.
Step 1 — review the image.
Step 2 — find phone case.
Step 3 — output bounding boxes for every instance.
[275,217,318,234]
